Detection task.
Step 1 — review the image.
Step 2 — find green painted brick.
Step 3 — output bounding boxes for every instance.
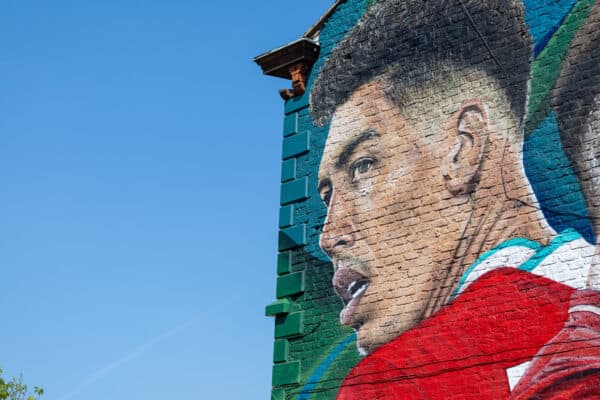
[284,92,309,114]
[277,252,292,275]
[279,224,307,251]
[273,339,289,363]
[279,205,294,229]
[265,299,292,316]
[275,311,304,338]
[280,177,308,205]
[283,113,298,137]
[282,132,310,160]
[281,158,296,182]
[271,388,286,400]
[276,271,305,298]
[272,361,301,386]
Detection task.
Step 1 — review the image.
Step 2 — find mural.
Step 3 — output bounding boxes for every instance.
[267,0,600,399]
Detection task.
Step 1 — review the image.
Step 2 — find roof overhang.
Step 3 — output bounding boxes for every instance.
[253,38,320,80]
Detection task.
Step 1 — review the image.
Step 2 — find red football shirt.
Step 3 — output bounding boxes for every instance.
[509,290,600,400]
[337,268,574,400]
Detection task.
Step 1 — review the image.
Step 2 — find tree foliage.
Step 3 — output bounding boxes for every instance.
[0,369,43,400]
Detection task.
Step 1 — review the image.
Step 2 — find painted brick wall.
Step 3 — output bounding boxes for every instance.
[264,0,600,399]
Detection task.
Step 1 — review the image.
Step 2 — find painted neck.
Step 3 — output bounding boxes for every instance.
[425,143,554,318]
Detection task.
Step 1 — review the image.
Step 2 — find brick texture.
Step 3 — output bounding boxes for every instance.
[261,0,600,399]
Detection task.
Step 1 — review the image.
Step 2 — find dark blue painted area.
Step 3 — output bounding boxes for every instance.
[531,0,577,57]
[523,0,577,55]
[522,0,594,241]
[523,111,594,243]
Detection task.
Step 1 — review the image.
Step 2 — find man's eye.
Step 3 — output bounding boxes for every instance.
[351,158,375,181]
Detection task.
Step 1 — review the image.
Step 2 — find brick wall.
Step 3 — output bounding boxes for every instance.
[264,0,600,399]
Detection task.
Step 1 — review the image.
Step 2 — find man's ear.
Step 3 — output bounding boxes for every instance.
[442,99,489,196]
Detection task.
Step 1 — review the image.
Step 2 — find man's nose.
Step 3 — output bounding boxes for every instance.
[319,191,356,257]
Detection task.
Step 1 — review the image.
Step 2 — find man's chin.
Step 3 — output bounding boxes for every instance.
[356,343,370,356]
[354,322,412,355]
[354,330,384,356]
[356,336,382,356]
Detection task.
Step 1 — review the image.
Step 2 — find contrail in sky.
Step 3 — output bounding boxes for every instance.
[59,320,193,400]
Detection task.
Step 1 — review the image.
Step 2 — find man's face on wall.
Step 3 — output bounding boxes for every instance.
[317,82,455,354]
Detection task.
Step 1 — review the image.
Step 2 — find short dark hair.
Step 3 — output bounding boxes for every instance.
[310,0,533,126]
[554,3,600,171]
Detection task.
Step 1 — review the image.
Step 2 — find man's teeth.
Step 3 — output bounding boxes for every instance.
[352,283,368,299]
[348,280,369,299]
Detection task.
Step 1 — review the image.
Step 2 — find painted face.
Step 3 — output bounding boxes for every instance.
[317,83,453,354]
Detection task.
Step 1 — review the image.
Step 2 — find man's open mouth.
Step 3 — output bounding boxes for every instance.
[333,268,369,325]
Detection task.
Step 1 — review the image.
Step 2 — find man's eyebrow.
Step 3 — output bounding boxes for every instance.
[336,130,379,168]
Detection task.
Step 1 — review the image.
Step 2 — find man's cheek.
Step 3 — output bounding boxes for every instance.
[385,165,410,187]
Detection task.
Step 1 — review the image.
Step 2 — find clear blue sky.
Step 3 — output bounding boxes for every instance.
[0,1,330,398]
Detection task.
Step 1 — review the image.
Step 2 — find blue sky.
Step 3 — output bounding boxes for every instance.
[0,1,331,398]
